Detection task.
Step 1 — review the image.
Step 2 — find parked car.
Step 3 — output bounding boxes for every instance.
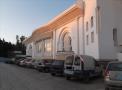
[24,59,33,67]
[32,60,41,69]
[15,58,26,65]
[36,59,53,72]
[5,59,14,64]
[105,61,122,90]
[64,54,102,81]
[19,59,27,66]
[12,55,32,67]
[14,55,27,65]
[50,60,64,76]
[29,60,38,68]
[19,58,32,67]
[25,59,35,68]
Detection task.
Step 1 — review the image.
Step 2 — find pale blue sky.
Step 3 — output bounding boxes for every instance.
[0,0,75,43]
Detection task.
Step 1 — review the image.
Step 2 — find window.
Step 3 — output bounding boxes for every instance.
[29,45,32,49]
[86,22,88,31]
[108,63,122,71]
[28,45,32,55]
[39,41,43,53]
[113,28,118,46]
[74,57,80,66]
[86,35,89,45]
[91,31,94,43]
[91,16,94,27]
[52,60,64,65]
[44,39,52,52]
[63,33,72,51]
[35,43,39,53]
[35,41,43,53]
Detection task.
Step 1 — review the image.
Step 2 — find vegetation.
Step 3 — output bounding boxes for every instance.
[0,35,26,57]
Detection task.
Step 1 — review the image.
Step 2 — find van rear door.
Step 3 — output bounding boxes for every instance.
[65,55,74,70]
[73,56,82,71]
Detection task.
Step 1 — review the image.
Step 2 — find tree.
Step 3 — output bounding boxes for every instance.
[0,38,16,57]
[15,35,26,54]
[20,36,26,43]
[16,35,19,44]
[0,35,26,57]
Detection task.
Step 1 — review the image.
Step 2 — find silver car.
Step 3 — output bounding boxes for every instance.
[105,61,122,90]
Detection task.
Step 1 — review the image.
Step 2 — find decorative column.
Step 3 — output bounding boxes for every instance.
[52,29,56,59]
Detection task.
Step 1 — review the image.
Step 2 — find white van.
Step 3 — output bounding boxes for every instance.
[64,54,101,81]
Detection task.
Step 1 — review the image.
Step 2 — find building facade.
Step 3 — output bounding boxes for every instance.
[23,0,122,61]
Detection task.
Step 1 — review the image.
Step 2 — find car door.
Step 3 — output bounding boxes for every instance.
[73,56,82,71]
[65,55,74,70]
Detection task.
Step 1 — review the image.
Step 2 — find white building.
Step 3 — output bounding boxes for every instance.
[23,0,122,61]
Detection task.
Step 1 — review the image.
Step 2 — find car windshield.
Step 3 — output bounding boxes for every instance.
[52,60,64,65]
[108,63,122,71]
[65,56,74,65]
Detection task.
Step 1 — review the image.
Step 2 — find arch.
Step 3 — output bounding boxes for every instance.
[57,27,72,52]
[28,44,32,56]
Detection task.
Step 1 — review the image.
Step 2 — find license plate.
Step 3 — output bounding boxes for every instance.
[64,70,73,74]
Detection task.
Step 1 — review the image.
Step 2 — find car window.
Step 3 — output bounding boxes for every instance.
[108,63,122,71]
[65,55,74,65]
[74,56,80,66]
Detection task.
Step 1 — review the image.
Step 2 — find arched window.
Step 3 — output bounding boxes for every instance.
[63,33,72,51]
[58,28,72,52]
[28,45,32,56]
[29,45,32,50]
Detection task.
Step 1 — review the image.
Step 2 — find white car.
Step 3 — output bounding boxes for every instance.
[105,61,122,90]
[19,59,26,66]
[64,54,102,81]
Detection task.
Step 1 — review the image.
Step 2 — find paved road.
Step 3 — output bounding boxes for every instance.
[0,62,104,90]
[0,57,10,62]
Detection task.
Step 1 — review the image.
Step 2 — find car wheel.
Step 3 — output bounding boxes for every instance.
[38,69,42,72]
[44,68,49,73]
[51,73,56,76]
[66,76,71,80]
[84,77,90,82]
[105,86,109,90]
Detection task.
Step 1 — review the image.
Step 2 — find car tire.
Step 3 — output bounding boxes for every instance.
[44,68,49,73]
[66,76,71,80]
[38,69,42,72]
[105,87,109,90]
[51,73,56,76]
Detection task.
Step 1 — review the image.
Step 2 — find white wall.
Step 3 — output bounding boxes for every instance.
[84,0,99,59]
[71,18,80,54]
[79,17,84,55]
[98,0,122,59]
[111,0,122,52]
[27,17,84,60]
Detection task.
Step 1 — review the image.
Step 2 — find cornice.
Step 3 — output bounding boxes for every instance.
[24,4,84,44]
[32,4,83,36]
